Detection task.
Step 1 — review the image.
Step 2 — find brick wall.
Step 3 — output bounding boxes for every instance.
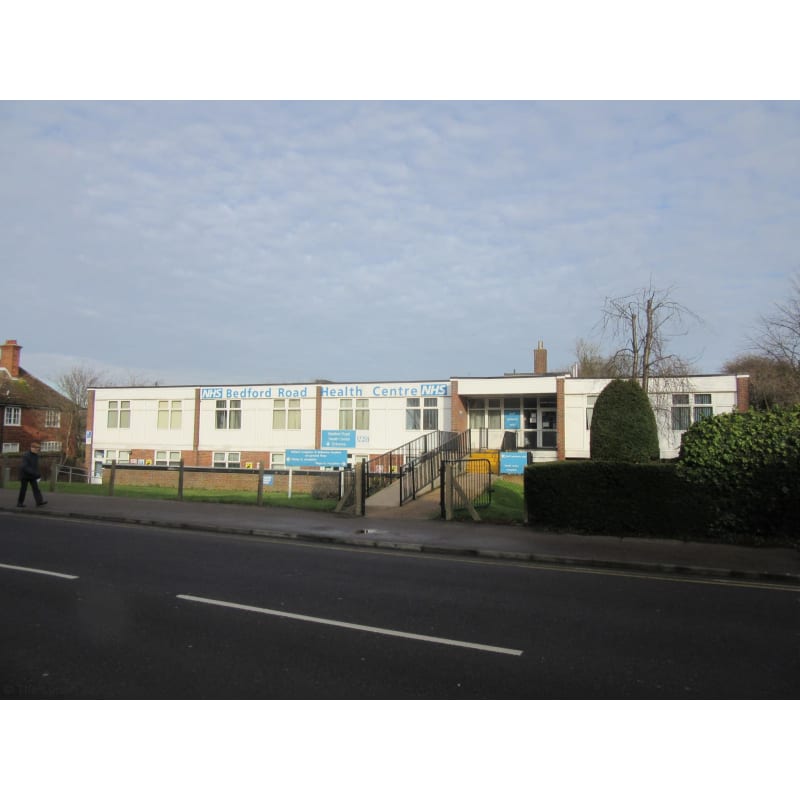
[736,375,751,412]
[118,450,273,469]
[450,381,468,432]
[103,465,341,496]
[1,407,72,456]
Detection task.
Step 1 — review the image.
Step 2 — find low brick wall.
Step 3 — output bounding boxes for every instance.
[103,464,341,497]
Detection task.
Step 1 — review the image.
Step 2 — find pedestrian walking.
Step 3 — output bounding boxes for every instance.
[17,441,47,508]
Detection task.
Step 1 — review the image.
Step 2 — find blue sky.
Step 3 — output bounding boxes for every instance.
[3,100,799,386]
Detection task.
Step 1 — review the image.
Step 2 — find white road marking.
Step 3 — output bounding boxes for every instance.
[177,594,523,656]
[0,562,79,580]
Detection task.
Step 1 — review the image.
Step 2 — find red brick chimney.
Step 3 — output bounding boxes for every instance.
[534,340,547,374]
[1,339,22,378]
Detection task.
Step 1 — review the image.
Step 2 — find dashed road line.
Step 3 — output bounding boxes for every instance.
[177,593,523,656]
[0,562,79,580]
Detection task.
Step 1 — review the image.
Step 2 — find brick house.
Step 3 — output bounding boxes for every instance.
[1,339,74,460]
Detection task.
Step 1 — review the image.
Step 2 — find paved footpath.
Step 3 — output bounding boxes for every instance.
[1,488,798,585]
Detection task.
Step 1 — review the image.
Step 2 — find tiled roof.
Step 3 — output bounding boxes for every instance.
[0,367,70,410]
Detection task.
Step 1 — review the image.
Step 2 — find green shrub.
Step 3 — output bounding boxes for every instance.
[677,407,800,538]
[590,379,660,462]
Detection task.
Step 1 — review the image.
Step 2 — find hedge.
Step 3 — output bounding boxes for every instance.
[677,407,800,538]
[524,461,714,539]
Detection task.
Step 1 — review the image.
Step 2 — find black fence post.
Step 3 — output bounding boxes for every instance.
[439,461,446,519]
[177,459,185,501]
[109,460,116,496]
[257,462,264,506]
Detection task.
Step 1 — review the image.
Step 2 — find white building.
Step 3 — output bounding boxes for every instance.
[85,344,748,476]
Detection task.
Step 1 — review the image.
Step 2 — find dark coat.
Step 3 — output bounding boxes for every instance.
[20,450,41,480]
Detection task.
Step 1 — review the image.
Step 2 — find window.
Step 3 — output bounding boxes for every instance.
[271,452,285,469]
[423,397,438,430]
[586,395,598,430]
[108,401,130,428]
[406,398,421,430]
[45,409,61,428]
[2,442,20,453]
[155,450,181,466]
[468,399,501,429]
[215,399,241,429]
[487,399,501,429]
[157,401,182,430]
[213,451,241,468]
[339,399,353,429]
[338,398,369,430]
[672,394,714,431]
[41,441,61,452]
[103,449,131,463]
[468,399,483,428]
[355,399,369,430]
[671,394,690,430]
[4,406,21,426]
[693,394,713,423]
[273,399,301,430]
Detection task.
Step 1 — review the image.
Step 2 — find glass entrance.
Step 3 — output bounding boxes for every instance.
[468,395,557,450]
[523,396,557,449]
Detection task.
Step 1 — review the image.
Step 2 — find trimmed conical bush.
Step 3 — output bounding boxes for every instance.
[590,379,660,462]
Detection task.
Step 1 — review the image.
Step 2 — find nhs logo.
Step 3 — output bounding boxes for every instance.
[420,383,448,396]
[201,387,224,399]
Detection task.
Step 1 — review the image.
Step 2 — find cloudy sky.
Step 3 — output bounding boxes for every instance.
[2,100,798,387]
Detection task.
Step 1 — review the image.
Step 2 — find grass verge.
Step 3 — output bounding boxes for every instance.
[451,477,526,524]
[3,480,338,512]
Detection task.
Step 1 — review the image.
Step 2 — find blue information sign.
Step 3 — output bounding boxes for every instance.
[504,410,522,430]
[321,430,357,448]
[286,449,348,468]
[500,452,529,474]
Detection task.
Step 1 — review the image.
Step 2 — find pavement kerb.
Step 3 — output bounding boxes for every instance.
[8,505,800,588]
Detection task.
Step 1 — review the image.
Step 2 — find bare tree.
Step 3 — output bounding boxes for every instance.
[56,364,110,409]
[55,364,112,461]
[121,371,159,387]
[751,273,800,370]
[572,338,623,378]
[723,353,800,409]
[600,282,701,393]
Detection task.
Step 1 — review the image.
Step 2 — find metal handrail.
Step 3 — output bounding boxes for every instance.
[57,464,89,483]
[336,430,473,512]
[398,430,471,504]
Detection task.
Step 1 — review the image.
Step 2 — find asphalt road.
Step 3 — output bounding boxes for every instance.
[1,515,798,699]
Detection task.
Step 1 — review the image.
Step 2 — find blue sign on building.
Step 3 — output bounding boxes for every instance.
[321,430,357,448]
[504,410,522,430]
[286,449,348,468]
[500,452,529,474]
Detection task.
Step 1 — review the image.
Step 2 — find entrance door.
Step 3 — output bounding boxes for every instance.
[523,396,557,449]
[523,398,538,448]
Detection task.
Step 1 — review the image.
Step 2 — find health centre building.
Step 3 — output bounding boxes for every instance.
[84,343,749,478]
